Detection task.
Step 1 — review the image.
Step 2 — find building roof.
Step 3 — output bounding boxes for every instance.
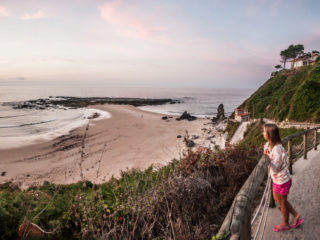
[289,53,319,62]
[238,113,250,117]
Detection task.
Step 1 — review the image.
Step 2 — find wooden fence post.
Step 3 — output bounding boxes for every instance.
[304,133,307,159]
[288,140,293,174]
[315,129,318,151]
[269,180,275,207]
[269,162,275,207]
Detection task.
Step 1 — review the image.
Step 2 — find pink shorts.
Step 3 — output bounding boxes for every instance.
[273,178,292,195]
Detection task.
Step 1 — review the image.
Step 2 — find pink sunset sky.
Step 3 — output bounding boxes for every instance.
[0,0,320,88]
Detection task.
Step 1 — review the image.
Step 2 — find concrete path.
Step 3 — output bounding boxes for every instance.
[260,148,320,240]
[230,121,250,145]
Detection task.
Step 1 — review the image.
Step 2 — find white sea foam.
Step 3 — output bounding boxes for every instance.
[0,108,111,149]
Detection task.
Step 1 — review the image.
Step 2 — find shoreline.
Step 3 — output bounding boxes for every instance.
[0,104,220,189]
[0,108,111,150]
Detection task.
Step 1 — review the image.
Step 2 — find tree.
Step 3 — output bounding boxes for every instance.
[275,64,282,69]
[280,44,305,69]
[280,49,290,69]
[312,50,319,54]
[287,44,304,67]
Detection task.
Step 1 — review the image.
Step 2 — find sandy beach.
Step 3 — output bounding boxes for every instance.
[0,104,218,189]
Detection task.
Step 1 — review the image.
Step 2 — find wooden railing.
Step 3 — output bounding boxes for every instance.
[215,126,320,240]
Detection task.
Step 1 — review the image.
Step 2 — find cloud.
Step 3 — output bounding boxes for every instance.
[0,6,10,17]
[98,1,167,41]
[21,9,47,20]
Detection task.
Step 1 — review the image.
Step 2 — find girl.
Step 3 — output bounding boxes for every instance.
[263,123,304,232]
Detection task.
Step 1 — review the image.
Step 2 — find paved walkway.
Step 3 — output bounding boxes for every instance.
[230,121,250,145]
[262,148,320,240]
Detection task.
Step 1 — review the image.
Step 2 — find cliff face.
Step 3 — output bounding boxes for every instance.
[238,60,320,123]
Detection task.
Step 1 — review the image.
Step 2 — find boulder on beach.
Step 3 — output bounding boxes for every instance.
[183,130,196,147]
[191,135,199,140]
[88,112,100,119]
[185,139,195,148]
[176,111,197,121]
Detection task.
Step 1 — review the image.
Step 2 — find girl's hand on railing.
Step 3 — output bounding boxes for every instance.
[264,149,270,155]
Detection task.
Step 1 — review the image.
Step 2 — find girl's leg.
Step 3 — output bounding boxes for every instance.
[277,193,290,226]
[273,189,280,205]
[273,189,283,213]
[283,195,300,225]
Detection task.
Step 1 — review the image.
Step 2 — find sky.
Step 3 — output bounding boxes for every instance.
[0,0,320,88]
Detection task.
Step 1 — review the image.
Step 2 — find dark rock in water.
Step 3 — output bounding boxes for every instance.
[176,111,197,121]
[1,171,6,176]
[212,103,226,123]
[177,135,182,138]
[162,116,168,120]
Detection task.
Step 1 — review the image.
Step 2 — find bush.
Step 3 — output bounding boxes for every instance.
[1,145,257,240]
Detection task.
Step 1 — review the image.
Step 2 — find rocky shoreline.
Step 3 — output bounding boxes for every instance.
[2,96,182,110]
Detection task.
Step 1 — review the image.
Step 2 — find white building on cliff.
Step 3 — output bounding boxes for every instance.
[290,53,320,69]
[234,108,250,122]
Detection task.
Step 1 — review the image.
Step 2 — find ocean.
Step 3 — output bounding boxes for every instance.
[0,82,254,149]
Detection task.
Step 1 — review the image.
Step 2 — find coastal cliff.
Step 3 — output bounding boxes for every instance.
[237,60,320,123]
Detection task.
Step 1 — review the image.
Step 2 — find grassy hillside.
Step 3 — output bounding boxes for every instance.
[238,60,320,122]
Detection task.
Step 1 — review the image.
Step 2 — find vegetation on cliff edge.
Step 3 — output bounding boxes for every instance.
[238,61,320,122]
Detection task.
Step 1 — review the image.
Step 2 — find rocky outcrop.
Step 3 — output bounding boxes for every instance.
[3,97,182,110]
[183,131,196,148]
[176,111,197,121]
[212,104,226,124]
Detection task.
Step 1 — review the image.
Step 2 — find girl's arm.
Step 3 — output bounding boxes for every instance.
[269,146,284,173]
[263,142,270,155]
